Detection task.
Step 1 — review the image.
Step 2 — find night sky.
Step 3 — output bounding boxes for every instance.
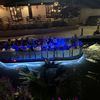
[0,0,100,8]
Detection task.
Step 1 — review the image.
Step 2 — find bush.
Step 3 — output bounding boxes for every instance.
[52,21,67,27]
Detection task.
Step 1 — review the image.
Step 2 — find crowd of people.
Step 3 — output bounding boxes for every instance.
[0,36,83,52]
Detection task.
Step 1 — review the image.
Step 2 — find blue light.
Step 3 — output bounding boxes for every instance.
[0,55,85,70]
[55,55,85,66]
[4,62,45,70]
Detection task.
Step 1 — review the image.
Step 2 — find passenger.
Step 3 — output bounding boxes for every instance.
[8,38,11,46]
[70,37,74,47]
[18,45,27,51]
[15,38,19,45]
[2,48,6,52]
[30,45,34,51]
[7,47,15,52]
[24,37,29,45]
[12,43,19,51]
[74,34,78,48]
[24,45,30,51]
[0,48,2,52]
[80,28,83,36]
[20,38,24,45]
[0,44,3,52]
[34,45,41,51]
[93,29,100,35]
[44,58,50,64]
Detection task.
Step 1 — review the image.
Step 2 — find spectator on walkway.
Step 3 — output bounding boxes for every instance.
[93,29,100,35]
[80,28,83,36]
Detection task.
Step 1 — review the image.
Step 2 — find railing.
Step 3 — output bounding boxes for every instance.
[0,47,83,62]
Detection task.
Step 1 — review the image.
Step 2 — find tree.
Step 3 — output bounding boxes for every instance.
[18,59,100,100]
[18,62,66,100]
[60,6,80,23]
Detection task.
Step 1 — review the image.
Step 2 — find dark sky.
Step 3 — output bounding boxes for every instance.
[0,0,54,6]
[59,0,100,8]
[0,0,100,8]
[77,0,100,8]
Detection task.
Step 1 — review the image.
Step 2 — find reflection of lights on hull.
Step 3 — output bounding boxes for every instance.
[56,55,85,66]
[86,58,97,63]
[4,62,45,70]
[0,55,85,70]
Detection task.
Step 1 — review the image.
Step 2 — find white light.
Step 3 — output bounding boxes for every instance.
[51,5,53,7]
[51,9,54,12]
[28,3,30,6]
[53,9,56,12]
[58,10,61,12]
[41,2,43,5]
[54,2,59,6]
[10,8,12,10]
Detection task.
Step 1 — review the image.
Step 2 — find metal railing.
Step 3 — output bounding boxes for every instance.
[0,47,83,62]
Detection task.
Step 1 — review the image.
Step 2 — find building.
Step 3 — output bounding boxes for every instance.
[0,0,100,25]
[0,0,57,24]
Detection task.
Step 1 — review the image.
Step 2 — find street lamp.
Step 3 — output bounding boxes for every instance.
[41,0,43,5]
[28,3,32,19]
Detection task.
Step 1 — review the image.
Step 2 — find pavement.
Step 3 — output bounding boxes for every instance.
[0,26,98,40]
